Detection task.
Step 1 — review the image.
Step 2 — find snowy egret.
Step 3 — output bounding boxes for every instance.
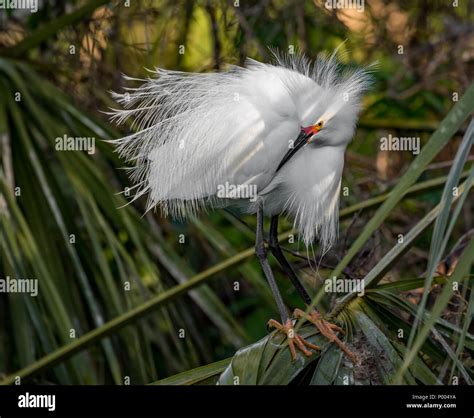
[110,50,371,362]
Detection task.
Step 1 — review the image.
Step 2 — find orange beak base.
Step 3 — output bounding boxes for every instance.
[301,124,321,136]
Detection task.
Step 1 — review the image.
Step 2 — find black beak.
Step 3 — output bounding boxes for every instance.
[276,129,311,172]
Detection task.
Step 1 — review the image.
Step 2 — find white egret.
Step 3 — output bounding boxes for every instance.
[110,50,371,362]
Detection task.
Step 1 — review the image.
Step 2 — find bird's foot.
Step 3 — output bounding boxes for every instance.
[268,318,321,361]
[293,308,357,363]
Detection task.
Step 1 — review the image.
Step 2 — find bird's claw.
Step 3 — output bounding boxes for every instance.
[268,318,321,361]
[293,308,357,363]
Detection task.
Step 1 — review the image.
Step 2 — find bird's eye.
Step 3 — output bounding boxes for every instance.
[315,121,324,128]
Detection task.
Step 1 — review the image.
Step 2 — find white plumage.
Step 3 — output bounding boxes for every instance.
[110,50,371,251]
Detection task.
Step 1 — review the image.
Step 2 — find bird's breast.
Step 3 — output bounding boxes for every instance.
[260,144,346,217]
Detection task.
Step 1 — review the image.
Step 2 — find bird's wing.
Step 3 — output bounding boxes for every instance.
[109,62,316,217]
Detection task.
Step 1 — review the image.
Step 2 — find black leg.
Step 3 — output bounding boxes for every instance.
[269,215,312,305]
[255,201,289,323]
